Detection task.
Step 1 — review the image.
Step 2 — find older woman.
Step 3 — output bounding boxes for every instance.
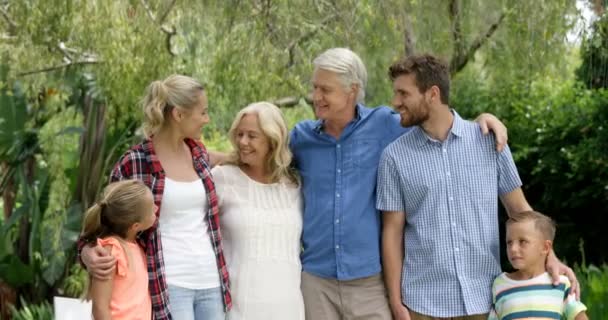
[211,102,304,320]
[79,75,230,320]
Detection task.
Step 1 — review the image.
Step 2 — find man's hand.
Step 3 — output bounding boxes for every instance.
[546,251,580,299]
[475,113,507,152]
[390,300,411,320]
[82,244,116,280]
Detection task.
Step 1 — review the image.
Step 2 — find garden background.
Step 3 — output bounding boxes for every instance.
[0,0,607,318]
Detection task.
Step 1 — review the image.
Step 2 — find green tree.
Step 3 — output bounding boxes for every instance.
[0,0,591,313]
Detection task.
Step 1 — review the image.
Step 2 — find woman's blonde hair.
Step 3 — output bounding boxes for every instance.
[141,74,205,137]
[228,102,299,185]
[81,180,150,242]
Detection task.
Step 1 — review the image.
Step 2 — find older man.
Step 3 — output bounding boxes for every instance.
[289,48,508,320]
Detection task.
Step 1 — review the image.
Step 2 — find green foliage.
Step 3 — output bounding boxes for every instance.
[0,64,135,305]
[452,73,608,265]
[576,242,608,318]
[9,297,53,320]
[59,263,88,298]
[0,255,34,288]
[577,12,608,89]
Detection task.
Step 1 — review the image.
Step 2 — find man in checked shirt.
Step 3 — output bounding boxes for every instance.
[377,54,579,320]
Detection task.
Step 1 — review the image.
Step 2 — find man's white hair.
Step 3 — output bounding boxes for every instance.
[313,48,368,104]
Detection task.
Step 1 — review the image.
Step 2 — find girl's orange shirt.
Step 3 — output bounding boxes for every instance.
[97,237,151,320]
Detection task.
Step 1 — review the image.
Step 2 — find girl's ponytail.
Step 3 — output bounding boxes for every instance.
[80,180,150,241]
[81,202,108,243]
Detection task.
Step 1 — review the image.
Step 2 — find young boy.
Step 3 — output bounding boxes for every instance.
[489,211,588,320]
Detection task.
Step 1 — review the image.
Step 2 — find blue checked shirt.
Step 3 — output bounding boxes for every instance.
[376,111,522,317]
[290,104,409,280]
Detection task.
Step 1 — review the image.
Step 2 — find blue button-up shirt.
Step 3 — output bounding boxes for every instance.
[290,104,408,280]
[376,111,522,317]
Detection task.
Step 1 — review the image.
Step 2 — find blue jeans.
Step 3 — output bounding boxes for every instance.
[167,285,225,320]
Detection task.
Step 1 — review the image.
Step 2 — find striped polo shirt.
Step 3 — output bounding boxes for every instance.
[489,272,587,320]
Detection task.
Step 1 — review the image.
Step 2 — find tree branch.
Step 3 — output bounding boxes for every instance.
[0,5,17,34]
[158,0,177,25]
[140,0,177,55]
[403,11,416,56]
[273,95,312,108]
[286,13,337,68]
[17,59,100,77]
[57,41,75,63]
[0,33,16,41]
[140,0,157,23]
[449,0,464,57]
[449,11,505,75]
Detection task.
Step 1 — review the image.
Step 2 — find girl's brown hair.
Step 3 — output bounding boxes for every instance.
[81,180,150,242]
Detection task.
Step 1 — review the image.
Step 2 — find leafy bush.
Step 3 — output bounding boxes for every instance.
[8,298,53,320]
[575,258,608,318]
[452,77,608,266]
[577,13,608,89]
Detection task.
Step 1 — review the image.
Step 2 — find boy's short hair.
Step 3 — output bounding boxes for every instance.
[506,210,556,241]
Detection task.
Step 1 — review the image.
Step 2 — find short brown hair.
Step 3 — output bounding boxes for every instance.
[388,54,450,105]
[506,210,556,241]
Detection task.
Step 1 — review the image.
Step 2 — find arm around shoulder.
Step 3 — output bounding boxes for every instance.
[208,150,229,167]
[474,113,507,151]
[499,187,532,217]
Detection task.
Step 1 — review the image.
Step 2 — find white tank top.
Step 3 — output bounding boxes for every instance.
[158,177,220,289]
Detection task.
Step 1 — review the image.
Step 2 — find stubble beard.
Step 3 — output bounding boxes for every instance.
[400,102,429,128]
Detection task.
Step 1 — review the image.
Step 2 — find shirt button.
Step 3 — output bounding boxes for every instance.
[335,219,340,224]
[449,196,454,201]
[337,144,341,148]
[443,148,447,153]
[454,247,460,252]
[336,193,340,198]
[335,245,340,249]
[451,223,456,227]
[446,171,451,176]
[337,169,341,173]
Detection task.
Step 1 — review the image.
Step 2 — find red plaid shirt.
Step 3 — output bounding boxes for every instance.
[78,138,231,319]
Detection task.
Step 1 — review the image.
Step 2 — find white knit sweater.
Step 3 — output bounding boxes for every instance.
[211,165,304,320]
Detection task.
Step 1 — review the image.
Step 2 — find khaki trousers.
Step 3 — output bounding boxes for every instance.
[409,309,489,320]
[301,271,392,320]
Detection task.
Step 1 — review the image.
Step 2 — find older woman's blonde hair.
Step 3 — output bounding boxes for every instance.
[228,102,299,185]
[141,74,205,137]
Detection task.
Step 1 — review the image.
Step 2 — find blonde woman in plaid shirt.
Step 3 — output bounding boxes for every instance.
[78,75,231,320]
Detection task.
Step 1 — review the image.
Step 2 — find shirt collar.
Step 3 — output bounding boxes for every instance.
[143,137,201,174]
[450,110,465,137]
[314,103,366,134]
[414,109,465,146]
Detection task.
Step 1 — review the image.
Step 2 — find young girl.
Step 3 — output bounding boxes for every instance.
[81,180,157,320]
